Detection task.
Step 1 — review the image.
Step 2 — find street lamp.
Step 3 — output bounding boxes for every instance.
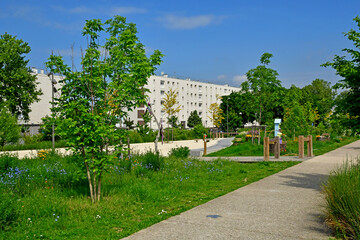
[48,72,57,152]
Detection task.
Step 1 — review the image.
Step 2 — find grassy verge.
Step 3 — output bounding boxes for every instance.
[0,153,299,239]
[323,156,360,239]
[206,136,359,157]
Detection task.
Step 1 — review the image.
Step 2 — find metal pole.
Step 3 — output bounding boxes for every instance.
[226,99,229,137]
[51,73,55,152]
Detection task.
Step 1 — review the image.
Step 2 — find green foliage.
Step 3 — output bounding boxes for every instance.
[169,146,190,158]
[0,108,20,147]
[167,115,179,128]
[302,79,335,125]
[22,134,43,145]
[323,157,360,239]
[192,124,207,139]
[187,110,202,128]
[241,53,282,125]
[139,151,164,171]
[0,195,18,231]
[39,115,60,141]
[137,112,152,135]
[45,16,162,203]
[322,16,360,133]
[0,152,298,239]
[282,101,312,136]
[0,33,42,120]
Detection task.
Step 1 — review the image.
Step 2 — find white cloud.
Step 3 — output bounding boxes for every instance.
[158,14,225,30]
[233,75,247,84]
[111,7,147,15]
[53,5,147,16]
[217,74,226,80]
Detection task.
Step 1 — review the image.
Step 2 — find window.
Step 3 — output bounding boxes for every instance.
[199,94,202,99]
[199,103,202,107]
[199,112,202,115]
[160,80,165,85]
[137,120,145,125]
[160,90,165,95]
[161,100,164,105]
[137,110,145,118]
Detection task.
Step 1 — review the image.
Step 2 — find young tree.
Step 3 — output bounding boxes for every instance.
[162,88,181,126]
[322,16,360,132]
[242,53,282,125]
[0,33,42,120]
[208,102,224,128]
[187,110,202,128]
[0,108,20,147]
[46,16,163,203]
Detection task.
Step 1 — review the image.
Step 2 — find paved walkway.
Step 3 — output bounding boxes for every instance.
[1,138,230,159]
[124,140,360,240]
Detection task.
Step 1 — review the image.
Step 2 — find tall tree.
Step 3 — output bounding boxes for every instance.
[208,95,224,128]
[46,16,163,203]
[302,79,335,125]
[322,16,360,132]
[0,33,42,120]
[242,53,282,125]
[187,110,202,128]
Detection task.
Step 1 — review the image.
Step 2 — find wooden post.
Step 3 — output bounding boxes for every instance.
[307,135,313,157]
[299,135,304,158]
[274,136,280,159]
[264,137,269,161]
[203,134,207,156]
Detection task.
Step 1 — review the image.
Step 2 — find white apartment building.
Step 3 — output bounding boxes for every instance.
[127,74,241,128]
[25,69,241,133]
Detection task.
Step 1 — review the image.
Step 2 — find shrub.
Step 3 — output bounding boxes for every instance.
[193,124,207,139]
[0,108,20,147]
[140,151,164,171]
[22,133,43,145]
[169,146,190,158]
[323,157,360,239]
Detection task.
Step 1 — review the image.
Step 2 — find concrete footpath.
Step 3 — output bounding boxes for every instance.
[124,140,360,240]
[1,138,229,159]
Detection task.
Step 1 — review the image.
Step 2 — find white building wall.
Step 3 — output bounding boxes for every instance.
[27,70,241,130]
[130,75,241,129]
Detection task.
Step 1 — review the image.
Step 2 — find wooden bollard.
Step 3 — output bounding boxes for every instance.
[299,135,304,158]
[203,134,207,156]
[264,137,270,161]
[307,135,313,157]
[274,136,280,159]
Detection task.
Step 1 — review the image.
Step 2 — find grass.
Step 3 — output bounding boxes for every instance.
[0,152,299,239]
[323,156,360,239]
[206,136,359,157]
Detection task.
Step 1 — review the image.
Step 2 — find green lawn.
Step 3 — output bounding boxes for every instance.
[0,153,299,239]
[206,136,359,157]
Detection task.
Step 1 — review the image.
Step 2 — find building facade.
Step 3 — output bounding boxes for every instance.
[26,69,241,132]
[127,74,241,129]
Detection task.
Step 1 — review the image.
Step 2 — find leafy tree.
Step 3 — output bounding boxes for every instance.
[39,115,60,141]
[162,88,181,127]
[187,110,202,128]
[0,108,20,147]
[168,115,179,128]
[282,101,311,137]
[208,101,224,128]
[220,91,257,131]
[46,16,162,203]
[124,118,134,129]
[322,16,360,132]
[242,53,282,125]
[192,124,207,138]
[302,79,335,125]
[137,111,151,135]
[0,33,42,120]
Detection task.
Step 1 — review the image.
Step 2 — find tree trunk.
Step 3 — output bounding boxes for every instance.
[97,173,102,202]
[84,161,95,203]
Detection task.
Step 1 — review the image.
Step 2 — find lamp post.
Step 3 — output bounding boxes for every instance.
[226,96,229,137]
[48,72,57,152]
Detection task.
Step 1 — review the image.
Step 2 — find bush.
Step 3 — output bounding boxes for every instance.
[169,146,190,158]
[192,124,207,139]
[323,157,360,239]
[139,151,164,171]
[0,108,20,147]
[22,133,43,145]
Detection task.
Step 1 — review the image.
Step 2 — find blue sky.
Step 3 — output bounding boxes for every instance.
[1,0,359,88]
